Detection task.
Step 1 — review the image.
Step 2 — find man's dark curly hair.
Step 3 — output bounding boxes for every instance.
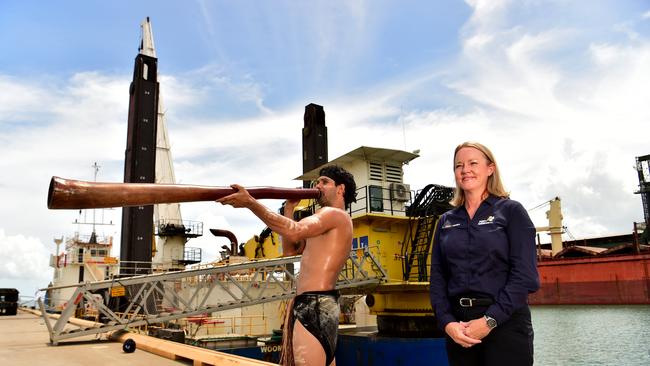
[319,165,357,209]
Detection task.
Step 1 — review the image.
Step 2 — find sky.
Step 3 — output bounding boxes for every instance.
[1,0,649,298]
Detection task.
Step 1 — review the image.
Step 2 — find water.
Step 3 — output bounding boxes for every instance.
[532,305,650,366]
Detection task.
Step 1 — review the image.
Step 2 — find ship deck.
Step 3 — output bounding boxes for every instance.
[0,311,190,366]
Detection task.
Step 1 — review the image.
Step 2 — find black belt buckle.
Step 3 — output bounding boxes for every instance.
[459,297,473,307]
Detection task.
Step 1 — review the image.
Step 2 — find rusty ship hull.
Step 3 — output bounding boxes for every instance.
[529,253,650,305]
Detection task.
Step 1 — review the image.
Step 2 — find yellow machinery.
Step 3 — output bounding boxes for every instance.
[237,146,454,335]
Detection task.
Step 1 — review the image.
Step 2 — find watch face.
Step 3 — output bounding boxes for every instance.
[485,316,497,329]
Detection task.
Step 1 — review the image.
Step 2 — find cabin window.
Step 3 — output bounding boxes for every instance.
[90,249,108,257]
[369,185,384,212]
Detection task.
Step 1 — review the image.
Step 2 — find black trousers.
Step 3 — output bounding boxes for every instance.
[445,305,534,366]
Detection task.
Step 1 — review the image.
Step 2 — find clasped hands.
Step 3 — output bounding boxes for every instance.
[445,317,492,348]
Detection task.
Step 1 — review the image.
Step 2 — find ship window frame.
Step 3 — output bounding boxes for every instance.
[369,185,384,212]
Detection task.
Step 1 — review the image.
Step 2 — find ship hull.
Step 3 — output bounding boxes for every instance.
[336,329,448,366]
[529,253,650,305]
[223,327,450,365]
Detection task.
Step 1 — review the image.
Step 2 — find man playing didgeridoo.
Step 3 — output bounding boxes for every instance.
[217,165,356,366]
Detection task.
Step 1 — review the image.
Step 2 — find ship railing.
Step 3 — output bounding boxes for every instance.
[155,219,204,238]
[118,260,154,276]
[181,314,270,338]
[65,233,113,249]
[51,251,117,268]
[181,247,202,264]
[119,259,206,275]
[187,260,230,271]
[37,248,387,345]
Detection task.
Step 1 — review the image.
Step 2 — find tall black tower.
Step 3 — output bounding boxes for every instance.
[301,103,327,188]
[119,53,159,275]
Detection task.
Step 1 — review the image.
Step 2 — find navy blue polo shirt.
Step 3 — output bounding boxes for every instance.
[429,195,540,329]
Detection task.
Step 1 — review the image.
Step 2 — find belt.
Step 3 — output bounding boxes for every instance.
[456,297,493,308]
[296,290,340,300]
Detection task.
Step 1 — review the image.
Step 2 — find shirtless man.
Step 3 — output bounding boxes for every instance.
[217,165,356,366]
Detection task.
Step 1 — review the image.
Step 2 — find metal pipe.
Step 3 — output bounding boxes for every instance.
[210,228,239,255]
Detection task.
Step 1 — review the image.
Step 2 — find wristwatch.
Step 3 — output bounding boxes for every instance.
[484,315,497,329]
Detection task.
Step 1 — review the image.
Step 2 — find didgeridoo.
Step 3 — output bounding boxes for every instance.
[47,176,319,209]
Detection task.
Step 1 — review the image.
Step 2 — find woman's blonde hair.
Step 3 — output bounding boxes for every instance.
[450,141,509,207]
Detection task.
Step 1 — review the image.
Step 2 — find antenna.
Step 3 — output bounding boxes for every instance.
[91,162,101,233]
[400,105,407,151]
[92,161,101,181]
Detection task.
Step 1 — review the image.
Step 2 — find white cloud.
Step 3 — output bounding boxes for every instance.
[2,0,649,296]
[439,0,650,238]
[0,76,55,122]
[464,0,512,32]
[0,230,52,294]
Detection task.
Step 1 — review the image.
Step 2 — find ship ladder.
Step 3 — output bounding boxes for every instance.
[402,184,454,282]
[404,216,437,282]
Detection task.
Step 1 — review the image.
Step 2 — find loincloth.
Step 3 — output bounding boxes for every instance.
[290,290,340,365]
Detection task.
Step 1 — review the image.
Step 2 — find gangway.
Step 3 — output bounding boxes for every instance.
[39,250,387,345]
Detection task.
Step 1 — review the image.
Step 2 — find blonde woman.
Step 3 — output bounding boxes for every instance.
[429,142,539,365]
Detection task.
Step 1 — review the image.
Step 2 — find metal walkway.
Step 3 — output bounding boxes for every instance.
[39,250,387,344]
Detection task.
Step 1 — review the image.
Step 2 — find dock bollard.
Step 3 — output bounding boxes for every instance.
[123,338,136,353]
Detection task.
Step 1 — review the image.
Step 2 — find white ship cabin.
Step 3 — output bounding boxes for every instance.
[50,232,119,284]
[48,232,119,311]
[297,146,419,218]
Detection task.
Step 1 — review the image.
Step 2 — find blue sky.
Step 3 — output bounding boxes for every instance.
[1,1,468,112]
[1,0,650,296]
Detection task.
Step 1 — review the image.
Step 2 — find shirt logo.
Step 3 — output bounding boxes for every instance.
[441,222,461,229]
[477,215,495,225]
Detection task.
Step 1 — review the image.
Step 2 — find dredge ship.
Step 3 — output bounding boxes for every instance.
[28,17,650,366]
[528,154,650,305]
[35,18,452,364]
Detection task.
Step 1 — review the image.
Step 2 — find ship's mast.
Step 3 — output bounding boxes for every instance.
[91,161,100,234]
[139,16,156,58]
[121,18,200,274]
[119,17,159,276]
[148,17,192,271]
[72,162,113,242]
